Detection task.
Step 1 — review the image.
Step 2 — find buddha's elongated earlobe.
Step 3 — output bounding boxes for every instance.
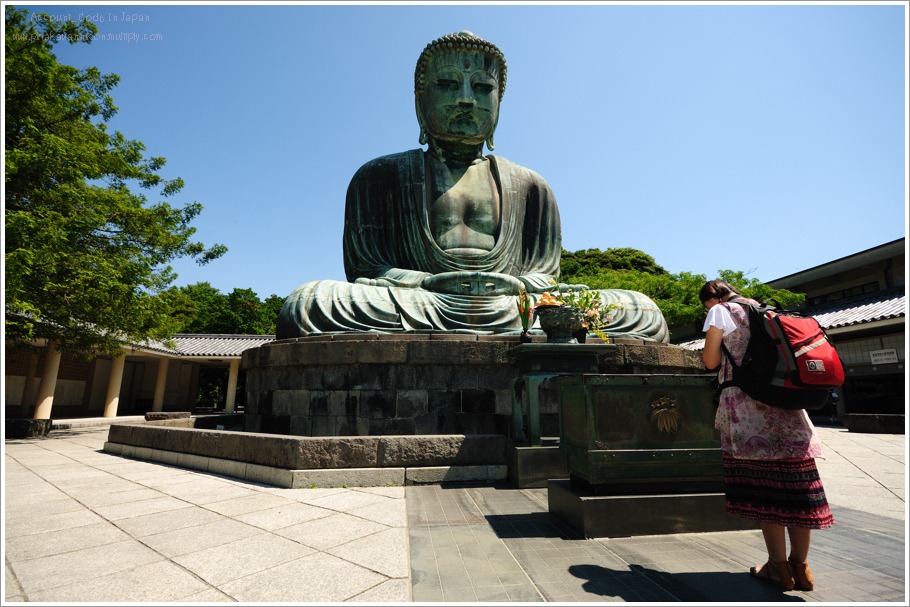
[416,98,428,145]
[486,114,499,151]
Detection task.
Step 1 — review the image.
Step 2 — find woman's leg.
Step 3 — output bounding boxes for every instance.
[761,523,788,562]
[787,527,811,561]
[788,527,815,590]
[751,523,795,589]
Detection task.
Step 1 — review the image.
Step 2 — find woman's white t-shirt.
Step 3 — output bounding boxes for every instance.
[703,303,736,336]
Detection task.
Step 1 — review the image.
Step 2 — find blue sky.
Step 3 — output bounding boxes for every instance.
[16,1,908,300]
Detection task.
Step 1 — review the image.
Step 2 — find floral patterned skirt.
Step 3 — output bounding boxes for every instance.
[722,454,835,529]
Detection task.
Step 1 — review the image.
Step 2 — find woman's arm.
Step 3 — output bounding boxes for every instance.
[702,325,724,370]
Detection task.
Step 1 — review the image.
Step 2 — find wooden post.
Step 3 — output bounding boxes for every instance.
[18,350,40,418]
[32,341,62,420]
[151,358,169,412]
[224,359,240,413]
[103,354,127,418]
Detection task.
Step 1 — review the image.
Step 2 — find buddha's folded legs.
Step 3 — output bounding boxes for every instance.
[276,281,669,343]
[276,280,524,338]
[595,289,670,343]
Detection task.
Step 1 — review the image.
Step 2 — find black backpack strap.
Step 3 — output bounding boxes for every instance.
[718,342,736,390]
[714,298,749,392]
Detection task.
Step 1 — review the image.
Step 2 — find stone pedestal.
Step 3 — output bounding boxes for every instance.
[242,334,710,440]
[548,479,755,538]
[242,333,537,437]
[243,333,711,494]
[547,373,758,537]
[507,440,567,488]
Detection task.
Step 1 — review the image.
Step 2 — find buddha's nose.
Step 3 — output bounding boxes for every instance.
[457,81,476,106]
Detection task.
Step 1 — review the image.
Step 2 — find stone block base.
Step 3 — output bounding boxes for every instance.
[144,412,191,421]
[291,467,405,488]
[5,419,53,439]
[845,414,905,434]
[103,420,510,488]
[103,440,505,488]
[406,465,508,485]
[547,478,757,538]
[507,442,567,488]
[241,334,706,439]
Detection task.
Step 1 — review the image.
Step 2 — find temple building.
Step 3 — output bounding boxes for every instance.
[673,237,905,430]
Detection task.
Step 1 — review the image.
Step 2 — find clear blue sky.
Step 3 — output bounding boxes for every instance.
[17,1,909,300]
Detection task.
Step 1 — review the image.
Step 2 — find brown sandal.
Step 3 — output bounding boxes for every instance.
[750,560,795,591]
[788,559,814,591]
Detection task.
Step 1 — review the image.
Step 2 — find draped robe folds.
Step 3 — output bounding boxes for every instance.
[276,149,669,343]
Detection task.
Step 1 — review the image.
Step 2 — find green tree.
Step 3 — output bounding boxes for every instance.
[260,294,285,334]
[559,248,804,328]
[173,283,224,334]
[175,283,282,335]
[4,8,226,356]
[561,248,668,278]
[224,288,268,334]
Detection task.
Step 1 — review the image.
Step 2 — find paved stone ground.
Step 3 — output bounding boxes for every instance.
[4,426,409,602]
[3,423,905,603]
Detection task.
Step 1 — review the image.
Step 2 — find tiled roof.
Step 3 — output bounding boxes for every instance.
[674,289,906,351]
[171,334,275,357]
[809,289,905,330]
[133,334,274,357]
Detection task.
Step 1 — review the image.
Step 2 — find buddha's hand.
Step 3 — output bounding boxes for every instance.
[354,277,398,288]
[422,271,524,296]
[354,270,432,288]
[557,283,591,292]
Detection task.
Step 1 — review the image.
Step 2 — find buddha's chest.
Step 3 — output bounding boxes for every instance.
[427,161,501,236]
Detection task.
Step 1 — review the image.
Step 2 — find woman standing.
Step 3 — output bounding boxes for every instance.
[700,280,834,591]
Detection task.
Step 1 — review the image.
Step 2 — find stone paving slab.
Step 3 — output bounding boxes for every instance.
[4,426,411,603]
[3,422,906,603]
[407,484,906,603]
[403,424,905,603]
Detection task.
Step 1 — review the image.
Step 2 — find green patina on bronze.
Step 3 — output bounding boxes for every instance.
[277,31,669,342]
[556,374,724,494]
[415,31,507,101]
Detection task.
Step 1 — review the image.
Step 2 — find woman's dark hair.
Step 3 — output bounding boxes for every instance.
[699,280,737,304]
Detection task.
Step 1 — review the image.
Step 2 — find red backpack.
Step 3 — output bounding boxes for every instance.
[719,298,845,410]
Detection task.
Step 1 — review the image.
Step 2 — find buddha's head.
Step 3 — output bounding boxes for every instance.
[414,31,507,151]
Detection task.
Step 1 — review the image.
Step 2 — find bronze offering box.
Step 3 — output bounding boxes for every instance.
[557,374,722,495]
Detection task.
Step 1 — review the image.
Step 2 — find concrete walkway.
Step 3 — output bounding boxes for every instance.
[3,422,905,603]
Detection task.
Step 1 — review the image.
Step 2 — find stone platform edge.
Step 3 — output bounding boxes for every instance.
[102,441,506,488]
[103,418,509,487]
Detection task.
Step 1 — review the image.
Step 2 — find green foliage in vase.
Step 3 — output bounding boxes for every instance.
[516,289,533,331]
[545,283,620,343]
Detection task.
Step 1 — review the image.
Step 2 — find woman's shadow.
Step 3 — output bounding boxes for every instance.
[568,563,806,602]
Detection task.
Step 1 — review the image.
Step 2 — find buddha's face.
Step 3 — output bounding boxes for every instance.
[419,50,500,146]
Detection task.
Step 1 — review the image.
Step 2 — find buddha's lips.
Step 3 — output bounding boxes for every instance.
[449,113,481,128]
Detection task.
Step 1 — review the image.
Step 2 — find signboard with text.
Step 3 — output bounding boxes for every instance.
[869,349,899,365]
